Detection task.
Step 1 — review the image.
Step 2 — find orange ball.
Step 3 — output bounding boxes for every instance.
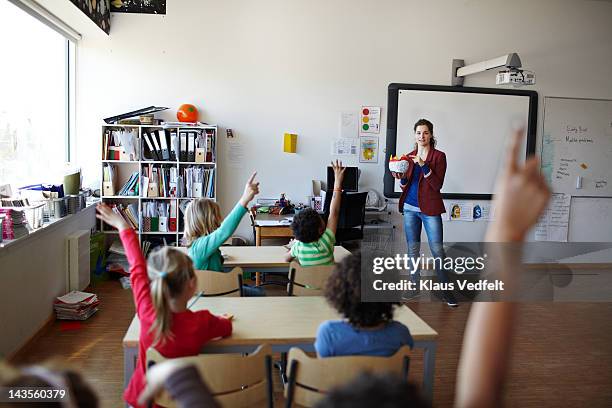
[177,104,199,122]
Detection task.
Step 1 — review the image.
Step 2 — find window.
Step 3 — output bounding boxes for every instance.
[0,0,73,190]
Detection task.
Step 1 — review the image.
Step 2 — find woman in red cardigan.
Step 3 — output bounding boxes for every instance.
[391,118,457,307]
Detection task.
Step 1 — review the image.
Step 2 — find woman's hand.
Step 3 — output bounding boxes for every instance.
[487,129,551,242]
[391,171,406,180]
[96,203,130,231]
[239,172,260,208]
[331,159,346,188]
[409,154,425,167]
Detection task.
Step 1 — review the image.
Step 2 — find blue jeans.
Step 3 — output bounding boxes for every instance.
[403,209,448,284]
[242,285,265,297]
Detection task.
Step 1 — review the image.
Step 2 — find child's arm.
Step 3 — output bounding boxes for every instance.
[326,160,346,235]
[284,251,294,262]
[191,173,260,256]
[455,130,550,408]
[96,204,154,320]
[199,310,233,339]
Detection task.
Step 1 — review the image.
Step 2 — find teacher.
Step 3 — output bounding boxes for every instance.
[391,118,457,307]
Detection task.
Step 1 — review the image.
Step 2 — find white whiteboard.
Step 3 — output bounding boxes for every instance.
[394,90,531,195]
[541,97,612,197]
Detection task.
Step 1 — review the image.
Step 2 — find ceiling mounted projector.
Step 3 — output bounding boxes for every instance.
[451,53,536,87]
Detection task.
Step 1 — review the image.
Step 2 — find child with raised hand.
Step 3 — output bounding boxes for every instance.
[184,172,263,296]
[96,204,232,408]
[456,128,551,408]
[286,160,345,266]
[315,253,414,357]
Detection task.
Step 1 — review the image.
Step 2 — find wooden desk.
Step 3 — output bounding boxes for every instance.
[123,297,438,401]
[252,213,294,246]
[179,245,351,286]
[222,245,350,270]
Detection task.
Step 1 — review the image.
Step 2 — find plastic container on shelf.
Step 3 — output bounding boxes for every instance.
[24,203,45,230]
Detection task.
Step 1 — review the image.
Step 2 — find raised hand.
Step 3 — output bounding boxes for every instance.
[331,159,346,188]
[487,129,551,241]
[96,203,130,231]
[239,172,260,208]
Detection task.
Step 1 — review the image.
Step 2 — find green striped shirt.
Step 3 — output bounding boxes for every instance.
[291,228,336,266]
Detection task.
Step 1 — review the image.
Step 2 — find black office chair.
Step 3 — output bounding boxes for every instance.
[323,191,368,245]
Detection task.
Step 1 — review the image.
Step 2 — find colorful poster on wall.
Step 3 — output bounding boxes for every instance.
[359,137,379,163]
[447,202,474,221]
[332,138,358,156]
[360,106,381,135]
[69,0,111,34]
[111,0,167,14]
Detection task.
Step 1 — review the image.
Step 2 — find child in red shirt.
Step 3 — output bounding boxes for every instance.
[96,204,232,408]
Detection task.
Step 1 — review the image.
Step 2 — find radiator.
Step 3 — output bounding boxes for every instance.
[66,230,91,291]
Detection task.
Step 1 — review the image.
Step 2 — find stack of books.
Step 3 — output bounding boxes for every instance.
[118,172,140,196]
[0,208,29,240]
[106,239,130,276]
[108,203,139,229]
[54,291,99,320]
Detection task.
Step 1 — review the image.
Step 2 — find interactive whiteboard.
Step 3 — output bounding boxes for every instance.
[384,84,537,199]
[541,97,612,197]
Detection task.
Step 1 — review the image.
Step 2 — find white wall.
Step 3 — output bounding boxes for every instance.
[73,0,612,242]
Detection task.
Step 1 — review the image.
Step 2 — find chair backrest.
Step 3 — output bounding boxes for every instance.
[195,267,243,297]
[323,191,368,229]
[284,346,411,408]
[287,261,334,296]
[147,344,274,408]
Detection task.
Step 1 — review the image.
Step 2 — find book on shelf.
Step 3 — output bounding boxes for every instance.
[142,165,178,198]
[103,128,138,160]
[118,172,140,196]
[181,167,214,198]
[107,203,138,229]
[142,201,176,232]
[0,208,29,240]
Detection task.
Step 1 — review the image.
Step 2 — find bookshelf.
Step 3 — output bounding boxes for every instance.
[100,124,217,247]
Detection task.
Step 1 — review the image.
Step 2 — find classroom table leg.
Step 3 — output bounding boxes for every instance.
[417,339,437,402]
[123,345,137,401]
[255,227,262,246]
[255,227,262,286]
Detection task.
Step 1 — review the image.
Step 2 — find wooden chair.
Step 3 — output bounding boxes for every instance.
[146,344,274,408]
[195,267,244,297]
[284,346,411,408]
[287,262,335,296]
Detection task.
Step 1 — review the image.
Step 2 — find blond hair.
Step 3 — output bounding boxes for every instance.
[147,247,195,345]
[183,198,222,246]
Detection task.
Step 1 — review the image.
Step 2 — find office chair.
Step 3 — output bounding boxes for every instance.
[323,191,368,245]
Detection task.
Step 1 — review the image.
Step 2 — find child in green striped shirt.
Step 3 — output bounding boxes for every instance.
[286,160,345,266]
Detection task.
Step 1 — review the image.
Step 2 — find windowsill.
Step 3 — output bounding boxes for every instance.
[0,199,99,252]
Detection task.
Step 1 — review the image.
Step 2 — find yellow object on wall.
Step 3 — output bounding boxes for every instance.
[283,133,298,153]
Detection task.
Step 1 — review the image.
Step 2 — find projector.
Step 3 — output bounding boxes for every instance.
[496,69,536,86]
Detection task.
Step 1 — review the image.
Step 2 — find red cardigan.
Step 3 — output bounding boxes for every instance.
[398,148,447,216]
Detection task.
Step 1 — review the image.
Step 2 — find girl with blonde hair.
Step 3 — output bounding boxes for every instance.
[185,172,263,296]
[96,204,232,408]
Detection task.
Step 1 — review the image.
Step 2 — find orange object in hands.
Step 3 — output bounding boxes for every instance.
[177,104,199,122]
